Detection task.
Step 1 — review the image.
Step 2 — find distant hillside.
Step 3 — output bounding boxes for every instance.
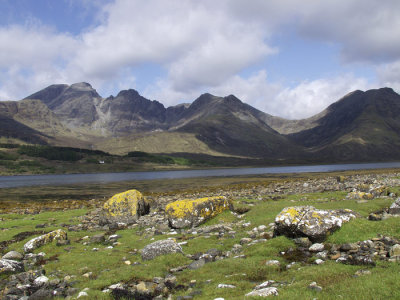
[0,82,398,163]
[280,88,400,161]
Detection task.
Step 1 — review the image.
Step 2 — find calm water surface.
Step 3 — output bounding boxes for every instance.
[1,162,400,188]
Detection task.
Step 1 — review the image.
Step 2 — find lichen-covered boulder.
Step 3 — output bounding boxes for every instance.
[100,189,150,225]
[23,229,68,253]
[274,206,358,242]
[141,239,183,260]
[165,196,233,229]
[0,258,24,274]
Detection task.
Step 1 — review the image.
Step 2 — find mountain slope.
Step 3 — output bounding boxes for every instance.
[287,88,400,160]
[8,82,400,162]
[172,93,302,158]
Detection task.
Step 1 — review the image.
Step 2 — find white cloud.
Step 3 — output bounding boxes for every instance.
[0,0,399,119]
[376,60,400,92]
[273,75,372,119]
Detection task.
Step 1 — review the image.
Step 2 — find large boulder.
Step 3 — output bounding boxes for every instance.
[165,196,233,229]
[141,239,183,260]
[24,229,68,253]
[274,206,358,242]
[100,189,150,224]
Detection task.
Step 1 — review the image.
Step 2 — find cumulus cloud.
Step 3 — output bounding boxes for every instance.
[0,0,400,119]
[273,75,372,119]
[376,60,400,92]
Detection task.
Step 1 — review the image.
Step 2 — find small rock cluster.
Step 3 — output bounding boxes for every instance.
[104,274,179,299]
[1,251,78,300]
[282,235,400,267]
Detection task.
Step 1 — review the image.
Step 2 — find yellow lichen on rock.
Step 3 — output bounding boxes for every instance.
[165,196,232,228]
[101,189,150,224]
[103,189,143,217]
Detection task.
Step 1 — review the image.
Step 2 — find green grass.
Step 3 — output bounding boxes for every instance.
[1,184,400,299]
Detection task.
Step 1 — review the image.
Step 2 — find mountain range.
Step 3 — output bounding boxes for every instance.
[1,82,400,163]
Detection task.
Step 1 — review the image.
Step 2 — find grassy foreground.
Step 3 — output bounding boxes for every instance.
[1,171,400,299]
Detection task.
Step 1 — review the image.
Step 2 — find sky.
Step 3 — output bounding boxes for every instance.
[0,0,399,119]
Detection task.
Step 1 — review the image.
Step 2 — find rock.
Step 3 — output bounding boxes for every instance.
[265,260,280,267]
[340,243,358,252]
[77,291,89,298]
[354,269,371,277]
[135,281,157,298]
[165,196,233,229]
[90,233,106,244]
[141,239,183,260]
[274,206,358,242]
[389,198,400,215]
[308,282,322,292]
[2,251,23,261]
[368,213,382,221]
[254,281,276,290]
[23,229,68,253]
[309,243,324,252]
[100,189,150,225]
[315,259,325,265]
[293,237,312,248]
[0,259,24,274]
[389,244,400,257]
[217,284,236,288]
[33,275,49,287]
[188,258,205,270]
[29,289,53,300]
[245,287,279,297]
[347,192,374,200]
[240,238,253,245]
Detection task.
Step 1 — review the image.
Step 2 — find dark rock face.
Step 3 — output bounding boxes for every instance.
[102,89,167,133]
[25,82,101,127]
[287,87,400,161]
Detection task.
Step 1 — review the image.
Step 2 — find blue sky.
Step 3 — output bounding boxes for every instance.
[0,0,399,119]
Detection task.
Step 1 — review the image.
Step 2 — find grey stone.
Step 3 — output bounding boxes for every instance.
[293,237,312,248]
[308,282,322,292]
[309,243,324,252]
[217,284,236,288]
[141,239,183,260]
[2,251,23,261]
[389,198,400,214]
[389,244,400,257]
[254,280,276,290]
[90,234,105,244]
[29,289,54,300]
[245,287,279,297]
[0,259,24,274]
[188,258,205,270]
